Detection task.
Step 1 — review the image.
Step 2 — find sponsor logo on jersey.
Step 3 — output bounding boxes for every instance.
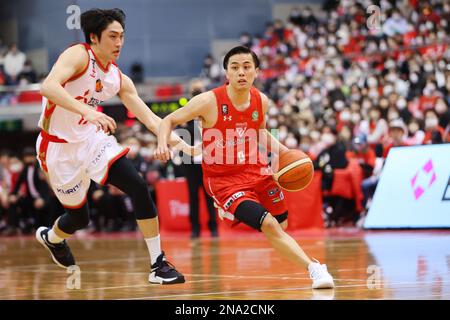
[223,115,232,121]
[224,191,245,210]
[89,59,97,78]
[91,142,113,165]
[87,97,104,108]
[95,79,103,92]
[56,180,83,195]
[272,192,285,203]
[252,110,259,121]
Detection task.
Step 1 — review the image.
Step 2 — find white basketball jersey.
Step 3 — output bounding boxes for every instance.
[38,43,122,143]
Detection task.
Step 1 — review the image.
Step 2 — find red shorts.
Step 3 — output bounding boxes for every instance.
[204,169,288,226]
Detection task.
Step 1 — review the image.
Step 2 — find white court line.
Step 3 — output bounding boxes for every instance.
[0,272,448,300]
[118,279,450,300]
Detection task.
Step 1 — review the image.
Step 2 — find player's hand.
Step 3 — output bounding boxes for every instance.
[84,108,117,134]
[34,198,45,209]
[154,144,172,162]
[9,194,18,204]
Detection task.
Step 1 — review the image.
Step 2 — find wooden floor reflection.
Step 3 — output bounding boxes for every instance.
[0,229,449,300]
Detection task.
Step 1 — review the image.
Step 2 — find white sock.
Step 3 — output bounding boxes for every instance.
[47,229,64,244]
[145,235,161,265]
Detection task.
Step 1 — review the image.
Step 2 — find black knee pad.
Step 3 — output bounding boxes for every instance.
[105,157,157,220]
[58,202,90,234]
[234,200,269,232]
[274,211,288,224]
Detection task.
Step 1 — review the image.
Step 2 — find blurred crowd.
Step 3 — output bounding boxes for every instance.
[0,39,39,105]
[0,129,183,236]
[2,0,450,235]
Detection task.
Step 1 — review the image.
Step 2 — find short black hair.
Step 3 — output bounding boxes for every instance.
[23,147,35,157]
[81,8,126,44]
[223,46,260,70]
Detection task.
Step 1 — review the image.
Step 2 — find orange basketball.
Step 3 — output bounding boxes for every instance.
[272,149,314,191]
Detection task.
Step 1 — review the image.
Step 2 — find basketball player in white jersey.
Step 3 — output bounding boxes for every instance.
[35,8,187,284]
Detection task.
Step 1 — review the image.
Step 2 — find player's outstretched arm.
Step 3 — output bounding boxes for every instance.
[40,44,116,133]
[155,91,213,162]
[118,74,194,155]
[259,93,289,155]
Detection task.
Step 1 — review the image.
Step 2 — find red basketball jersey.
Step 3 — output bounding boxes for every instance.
[202,85,268,177]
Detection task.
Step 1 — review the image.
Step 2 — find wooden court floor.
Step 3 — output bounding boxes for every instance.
[0,228,449,300]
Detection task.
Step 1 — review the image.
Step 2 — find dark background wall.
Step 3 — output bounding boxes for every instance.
[0,0,317,78]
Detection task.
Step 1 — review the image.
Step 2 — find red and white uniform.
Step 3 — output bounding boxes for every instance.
[36,43,128,208]
[202,85,287,227]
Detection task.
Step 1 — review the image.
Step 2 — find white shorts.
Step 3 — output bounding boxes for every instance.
[36,131,129,209]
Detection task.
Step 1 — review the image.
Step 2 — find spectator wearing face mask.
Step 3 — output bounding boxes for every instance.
[383,119,409,158]
[435,98,450,130]
[423,109,445,144]
[346,134,376,179]
[8,148,50,234]
[315,128,348,191]
[405,118,426,145]
[359,107,389,148]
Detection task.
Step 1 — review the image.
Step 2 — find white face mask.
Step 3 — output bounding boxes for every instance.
[128,145,139,155]
[299,127,309,136]
[435,101,448,114]
[310,131,321,141]
[285,137,298,148]
[409,123,419,134]
[425,117,439,129]
[269,107,279,116]
[311,93,322,103]
[397,99,407,110]
[334,100,345,111]
[351,93,361,101]
[368,89,379,99]
[388,112,399,121]
[351,113,361,123]
[300,143,311,152]
[268,118,278,128]
[321,133,336,146]
[279,129,288,141]
[367,77,378,88]
[9,163,23,173]
[325,81,336,91]
[386,73,398,82]
[424,63,433,73]
[340,111,351,122]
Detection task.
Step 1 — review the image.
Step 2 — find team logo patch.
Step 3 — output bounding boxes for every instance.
[252,110,259,121]
[95,79,103,92]
[222,104,228,115]
[268,187,280,196]
[236,122,247,137]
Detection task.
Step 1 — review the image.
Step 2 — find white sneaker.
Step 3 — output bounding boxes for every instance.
[308,260,335,289]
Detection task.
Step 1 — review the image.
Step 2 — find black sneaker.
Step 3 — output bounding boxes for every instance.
[148,251,185,285]
[35,227,76,268]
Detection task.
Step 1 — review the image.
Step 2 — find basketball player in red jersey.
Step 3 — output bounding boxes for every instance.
[35,8,186,284]
[156,46,334,289]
